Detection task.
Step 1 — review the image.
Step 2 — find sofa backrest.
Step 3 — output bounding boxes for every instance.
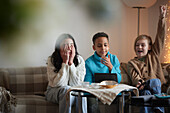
[4,66,48,95]
[0,63,169,94]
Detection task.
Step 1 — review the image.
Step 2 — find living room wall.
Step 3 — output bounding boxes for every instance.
[0,0,168,68]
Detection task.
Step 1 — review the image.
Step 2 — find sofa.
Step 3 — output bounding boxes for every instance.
[0,63,169,113]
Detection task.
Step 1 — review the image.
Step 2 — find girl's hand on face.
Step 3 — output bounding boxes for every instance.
[60,44,70,64]
[100,55,113,71]
[69,45,75,65]
[160,5,167,18]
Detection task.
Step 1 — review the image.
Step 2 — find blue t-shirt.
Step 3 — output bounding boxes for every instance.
[84,51,121,84]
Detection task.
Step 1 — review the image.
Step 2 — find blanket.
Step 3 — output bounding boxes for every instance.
[0,87,16,113]
[67,84,139,105]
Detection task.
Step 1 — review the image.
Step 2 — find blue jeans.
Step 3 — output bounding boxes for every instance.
[139,79,164,113]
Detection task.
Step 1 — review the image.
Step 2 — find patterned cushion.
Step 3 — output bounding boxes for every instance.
[6,67,48,95]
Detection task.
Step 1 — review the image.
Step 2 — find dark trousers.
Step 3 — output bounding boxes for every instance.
[87,97,100,113]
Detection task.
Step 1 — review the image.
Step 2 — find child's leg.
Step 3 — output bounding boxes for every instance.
[147,79,164,113]
[59,88,87,113]
[147,79,161,94]
[87,97,100,113]
[139,90,153,113]
[58,86,72,113]
[58,86,84,113]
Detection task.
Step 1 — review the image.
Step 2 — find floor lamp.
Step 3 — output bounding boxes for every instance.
[122,0,157,36]
[133,7,145,36]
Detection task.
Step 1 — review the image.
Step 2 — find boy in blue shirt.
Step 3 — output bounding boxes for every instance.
[84,32,121,113]
[84,32,121,84]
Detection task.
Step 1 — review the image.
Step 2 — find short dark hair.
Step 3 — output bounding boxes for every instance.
[92,32,109,44]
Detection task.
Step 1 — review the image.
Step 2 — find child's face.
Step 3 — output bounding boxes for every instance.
[93,37,109,57]
[135,39,151,58]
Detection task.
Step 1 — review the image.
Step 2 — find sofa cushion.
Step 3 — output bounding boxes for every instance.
[120,63,132,85]
[161,63,170,84]
[14,95,58,113]
[161,63,170,93]
[6,66,48,95]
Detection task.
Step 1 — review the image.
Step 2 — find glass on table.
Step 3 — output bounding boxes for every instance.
[90,83,100,88]
[81,82,90,88]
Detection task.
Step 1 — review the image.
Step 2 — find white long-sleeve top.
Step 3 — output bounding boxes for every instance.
[47,55,86,87]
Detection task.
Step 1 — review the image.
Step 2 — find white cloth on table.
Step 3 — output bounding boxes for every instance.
[67,84,139,105]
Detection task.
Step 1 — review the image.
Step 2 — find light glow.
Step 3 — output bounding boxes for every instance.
[162,1,170,63]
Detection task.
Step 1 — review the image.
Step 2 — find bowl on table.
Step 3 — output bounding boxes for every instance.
[99,81,118,88]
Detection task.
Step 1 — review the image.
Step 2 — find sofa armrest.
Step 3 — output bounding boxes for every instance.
[0,69,10,90]
[161,63,170,93]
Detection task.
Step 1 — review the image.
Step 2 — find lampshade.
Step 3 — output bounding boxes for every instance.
[122,0,157,8]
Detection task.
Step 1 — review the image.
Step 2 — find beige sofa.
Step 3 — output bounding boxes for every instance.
[0,63,169,113]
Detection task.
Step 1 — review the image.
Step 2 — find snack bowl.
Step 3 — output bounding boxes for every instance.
[99,81,118,88]
[100,84,117,88]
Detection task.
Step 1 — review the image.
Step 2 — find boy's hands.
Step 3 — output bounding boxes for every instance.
[100,54,113,71]
[160,5,167,18]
